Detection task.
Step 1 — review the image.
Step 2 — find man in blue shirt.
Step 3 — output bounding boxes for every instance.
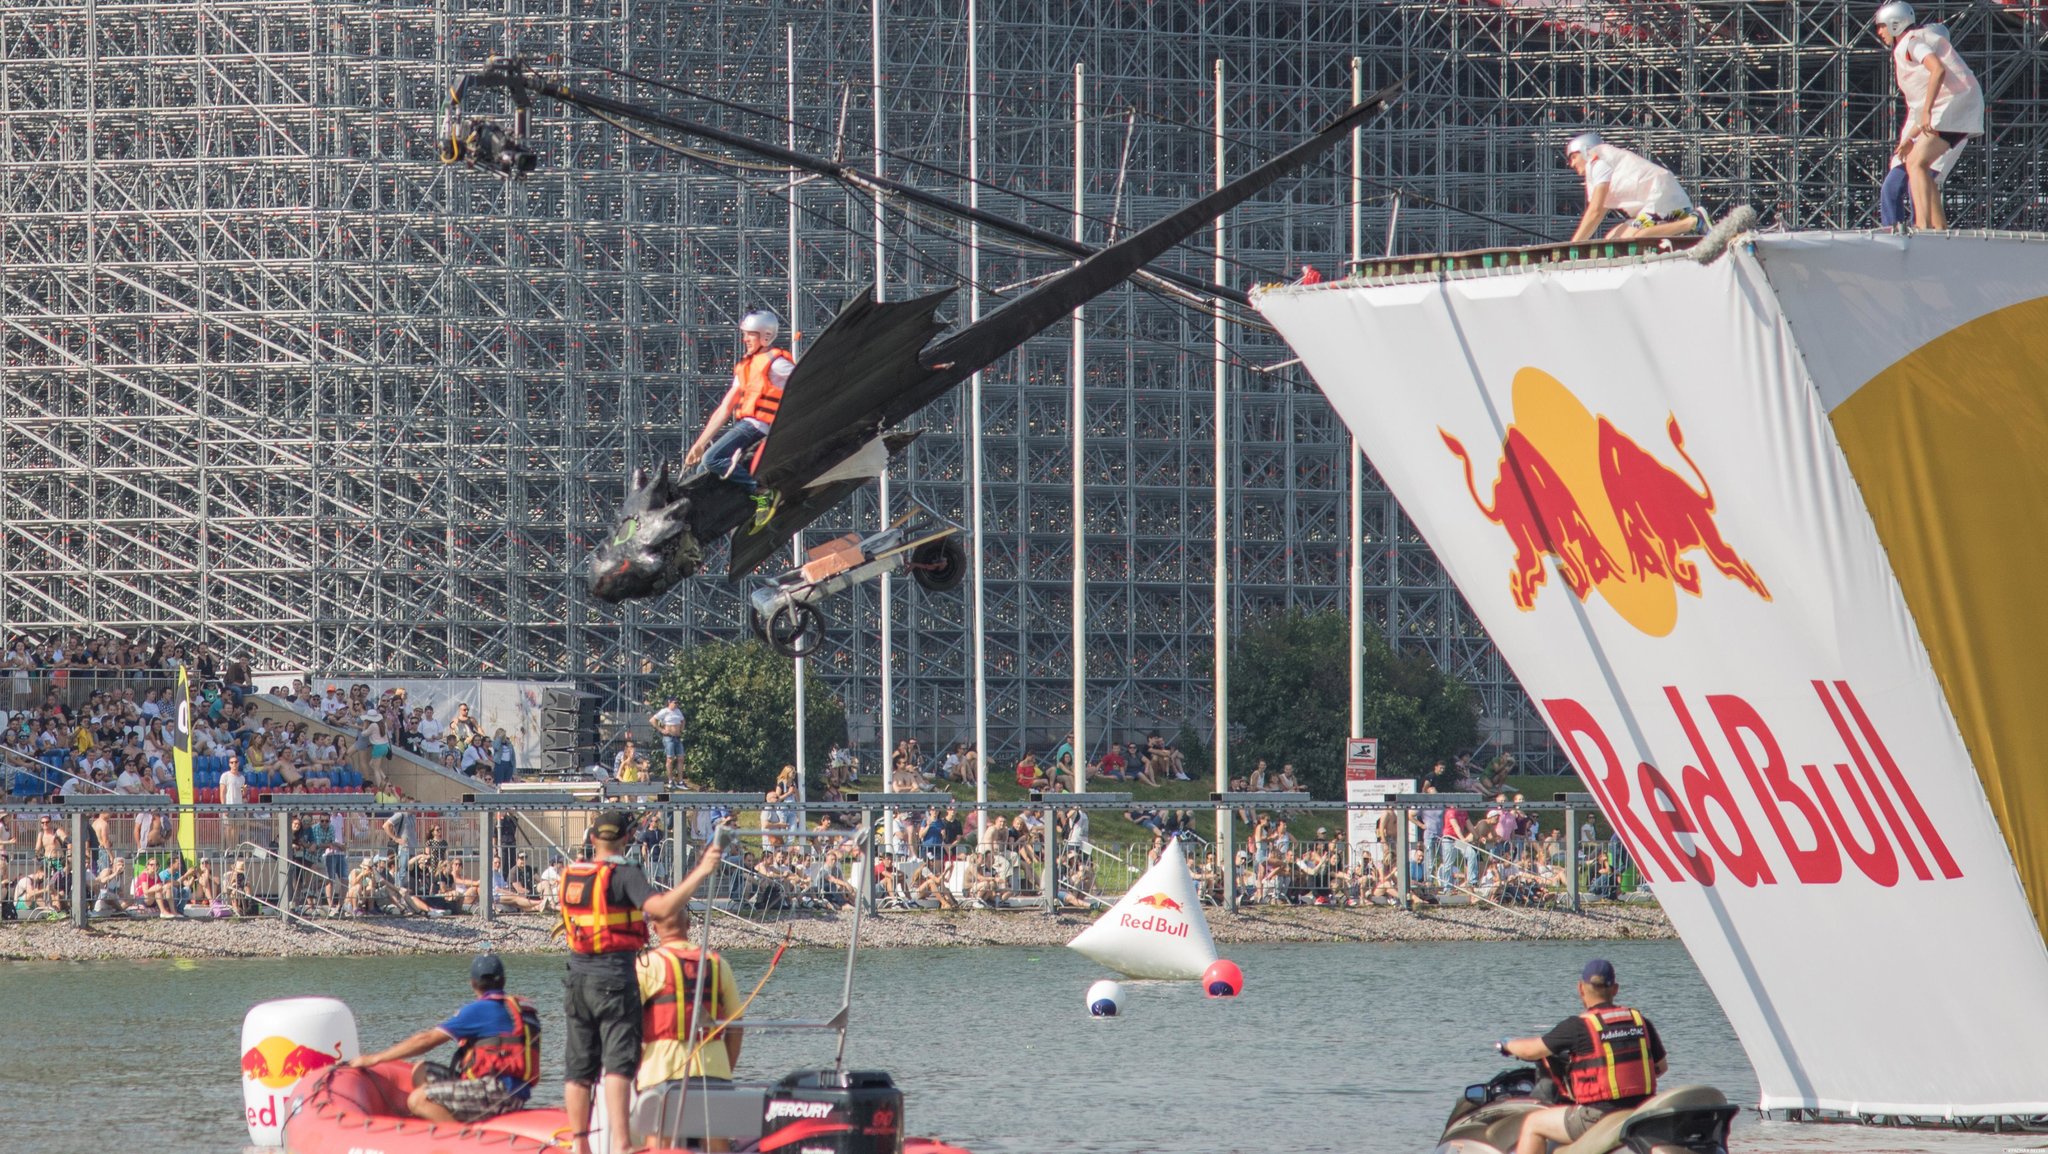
[346,954,540,1123]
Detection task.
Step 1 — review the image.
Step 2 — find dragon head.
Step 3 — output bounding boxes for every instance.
[586,462,702,602]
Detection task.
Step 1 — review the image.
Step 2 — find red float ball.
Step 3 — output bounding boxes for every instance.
[1202,958,1244,998]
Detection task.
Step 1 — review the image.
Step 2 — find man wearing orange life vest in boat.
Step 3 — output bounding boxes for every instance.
[560,809,724,1154]
[1498,959,1668,1154]
[685,309,794,492]
[343,954,541,1124]
[634,902,745,1150]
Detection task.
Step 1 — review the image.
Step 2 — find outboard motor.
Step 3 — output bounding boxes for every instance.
[762,1069,905,1154]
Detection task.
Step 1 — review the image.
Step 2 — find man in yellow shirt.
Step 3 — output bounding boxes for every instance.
[636,903,742,1085]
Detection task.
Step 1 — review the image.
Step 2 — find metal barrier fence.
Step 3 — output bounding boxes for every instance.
[2,671,187,713]
[0,791,1650,929]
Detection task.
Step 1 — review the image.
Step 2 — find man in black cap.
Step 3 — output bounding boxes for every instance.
[1499,959,1666,1154]
[558,809,723,1154]
[345,954,541,1124]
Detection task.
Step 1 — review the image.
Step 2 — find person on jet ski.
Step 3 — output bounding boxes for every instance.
[1497,959,1666,1154]
[684,309,794,490]
[343,954,541,1124]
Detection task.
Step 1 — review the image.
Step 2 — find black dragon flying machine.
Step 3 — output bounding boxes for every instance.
[443,57,1398,656]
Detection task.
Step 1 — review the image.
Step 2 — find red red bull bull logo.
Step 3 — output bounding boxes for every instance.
[1131,892,1183,913]
[241,1035,340,1090]
[1440,368,1769,637]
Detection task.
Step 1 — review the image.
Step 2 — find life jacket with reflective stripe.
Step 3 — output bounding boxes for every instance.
[732,348,792,423]
[558,860,649,955]
[1565,1004,1657,1104]
[453,992,542,1088]
[642,943,725,1046]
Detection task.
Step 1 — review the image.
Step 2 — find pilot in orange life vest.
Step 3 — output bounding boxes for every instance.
[343,953,541,1124]
[558,810,726,1154]
[1497,958,1668,1154]
[685,309,795,490]
[633,901,746,1149]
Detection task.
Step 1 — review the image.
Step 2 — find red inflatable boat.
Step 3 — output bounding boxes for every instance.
[281,1060,974,1154]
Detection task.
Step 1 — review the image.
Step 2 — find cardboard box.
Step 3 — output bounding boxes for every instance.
[801,534,864,582]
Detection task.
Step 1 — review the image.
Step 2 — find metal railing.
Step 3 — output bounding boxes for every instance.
[0,790,1653,929]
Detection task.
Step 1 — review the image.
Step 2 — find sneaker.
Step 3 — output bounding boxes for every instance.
[749,490,780,530]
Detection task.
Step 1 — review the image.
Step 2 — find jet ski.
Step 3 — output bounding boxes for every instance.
[1436,1060,1737,1154]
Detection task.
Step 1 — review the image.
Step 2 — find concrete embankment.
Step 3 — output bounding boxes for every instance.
[2,902,1670,962]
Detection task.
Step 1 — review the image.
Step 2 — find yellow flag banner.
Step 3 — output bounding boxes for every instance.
[174,664,196,869]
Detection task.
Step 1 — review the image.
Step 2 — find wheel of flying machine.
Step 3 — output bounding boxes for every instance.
[909,536,968,593]
[764,600,826,659]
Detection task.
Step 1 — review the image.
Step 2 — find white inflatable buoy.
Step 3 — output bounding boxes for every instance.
[1066,837,1219,980]
[241,997,359,1147]
[1087,979,1125,1017]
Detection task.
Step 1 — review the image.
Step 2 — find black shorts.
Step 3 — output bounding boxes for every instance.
[563,970,641,1083]
[1564,1100,1633,1140]
[1935,129,1970,148]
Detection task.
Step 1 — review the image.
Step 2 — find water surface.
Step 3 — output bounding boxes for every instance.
[0,938,2026,1153]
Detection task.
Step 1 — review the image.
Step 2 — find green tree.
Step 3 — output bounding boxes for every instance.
[1227,610,1479,797]
[650,640,847,792]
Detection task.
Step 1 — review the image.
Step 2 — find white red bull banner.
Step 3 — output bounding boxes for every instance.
[1255,239,2048,1117]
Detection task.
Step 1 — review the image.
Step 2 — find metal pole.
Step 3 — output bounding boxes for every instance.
[1396,805,1411,907]
[1565,802,1580,912]
[872,0,894,843]
[1071,59,1088,796]
[858,806,876,914]
[1212,59,1234,913]
[788,24,809,809]
[478,808,494,922]
[1348,58,1366,743]
[967,0,990,846]
[1045,802,1059,915]
[673,801,691,884]
[276,808,291,921]
[69,810,87,928]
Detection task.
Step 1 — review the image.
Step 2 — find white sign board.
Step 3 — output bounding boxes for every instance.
[1346,777,1413,868]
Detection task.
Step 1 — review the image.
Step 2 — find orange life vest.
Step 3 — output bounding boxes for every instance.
[1565,1004,1658,1104]
[642,943,726,1046]
[732,348,792,423]
[453,992,542,1088]
[558,860,649,955]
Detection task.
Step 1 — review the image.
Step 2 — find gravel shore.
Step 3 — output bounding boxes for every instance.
[2,901,1671,962]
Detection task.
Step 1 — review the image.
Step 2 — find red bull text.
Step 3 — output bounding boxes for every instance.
[1550,680,1962,890]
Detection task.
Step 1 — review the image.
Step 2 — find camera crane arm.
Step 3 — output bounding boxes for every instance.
[440,55,1250,308]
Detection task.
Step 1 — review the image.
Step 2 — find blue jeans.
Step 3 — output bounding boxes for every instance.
[1438,840,1477,887]
[1879,165,1911,227]
[702,420,769,486]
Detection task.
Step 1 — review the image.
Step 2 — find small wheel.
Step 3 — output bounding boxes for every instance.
[764,600,826,659]
[910,536,968,593]
[747,605,770,644]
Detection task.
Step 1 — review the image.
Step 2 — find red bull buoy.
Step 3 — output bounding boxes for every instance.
[1202,958,1243,998]
[241,997,359,1146]
[1086,979,1125,1018]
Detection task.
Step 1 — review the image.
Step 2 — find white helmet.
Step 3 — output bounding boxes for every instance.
[1874,1,1915,36]
[739,309,781,339]
[1565,131,1602,162]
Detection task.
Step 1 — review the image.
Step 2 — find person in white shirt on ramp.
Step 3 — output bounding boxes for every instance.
[1564,132,1701,243]
[1875,1,1983,230]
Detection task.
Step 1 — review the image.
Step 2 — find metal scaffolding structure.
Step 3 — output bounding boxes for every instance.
[2,0,2042,767]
